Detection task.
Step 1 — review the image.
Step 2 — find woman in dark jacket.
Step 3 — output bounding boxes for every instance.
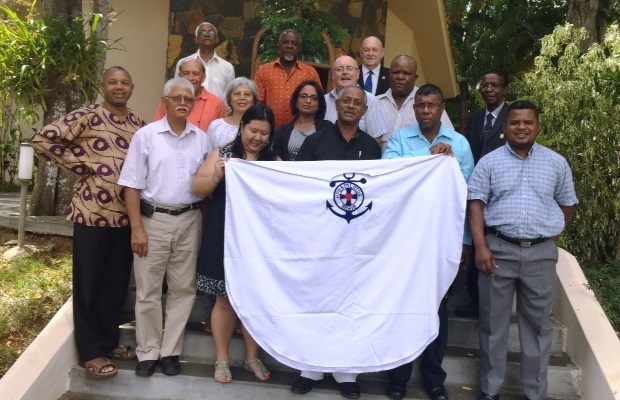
[273,80,333,161]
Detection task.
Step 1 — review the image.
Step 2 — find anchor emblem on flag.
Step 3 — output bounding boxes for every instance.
[326,173,373,223]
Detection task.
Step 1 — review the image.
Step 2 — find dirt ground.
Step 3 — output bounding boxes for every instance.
[0,227,72,258]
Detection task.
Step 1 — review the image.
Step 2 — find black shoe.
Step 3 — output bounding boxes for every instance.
[338,382,361,399]
[291,376,318,395]
[455,301,479,318]
[477,393,499,400]
[160,355,181,376]
[386,382,407,400]
[429,386,449,400]
[135,360,158,377]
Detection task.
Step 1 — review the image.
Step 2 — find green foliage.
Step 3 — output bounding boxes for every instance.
[0,254,72,376]
[514,24,620,262]
[446,0,568,106]
[254,0,348,64]
[582,259,620,335]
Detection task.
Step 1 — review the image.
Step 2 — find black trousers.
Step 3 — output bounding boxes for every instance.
[72,223,133,362]
[387,296,449,391]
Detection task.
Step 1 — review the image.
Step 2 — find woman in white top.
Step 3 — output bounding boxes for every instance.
[206,77,259,154]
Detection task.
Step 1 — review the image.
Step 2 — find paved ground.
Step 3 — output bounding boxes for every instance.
[0,192,72,236]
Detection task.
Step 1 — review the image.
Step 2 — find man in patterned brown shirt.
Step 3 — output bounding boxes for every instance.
[31,66,146,378]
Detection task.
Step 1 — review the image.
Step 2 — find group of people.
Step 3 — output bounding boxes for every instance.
[29,21,577,400]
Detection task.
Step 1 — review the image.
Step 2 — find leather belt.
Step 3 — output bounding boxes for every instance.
[485,227,549,248]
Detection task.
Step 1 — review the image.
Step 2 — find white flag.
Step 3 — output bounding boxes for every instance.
[224,156,466,373]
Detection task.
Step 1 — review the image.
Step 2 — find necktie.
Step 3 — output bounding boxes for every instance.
[481,113,494,156]
[364,71,373,93]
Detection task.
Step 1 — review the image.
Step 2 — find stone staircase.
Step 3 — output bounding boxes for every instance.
[59,292,581,400]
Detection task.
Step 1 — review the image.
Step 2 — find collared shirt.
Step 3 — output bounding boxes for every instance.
[118,117,210,207]
[375,87,454,151]
[254,59,321,128]
[361,65,381,95]
[296,124,382,161]
[175,50,235,100]
[31,104,146,228]
[484,101,505,127]
[467,142,578,239]
[383,122,474,245]
[324,89,390,139]
[154,88,228,133]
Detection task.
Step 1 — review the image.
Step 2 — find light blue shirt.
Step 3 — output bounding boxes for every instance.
[467,142,578,238]
[383,123,474,244]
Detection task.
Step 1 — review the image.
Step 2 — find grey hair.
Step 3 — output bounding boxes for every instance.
[163,77,195,97]
[195,22,218,37]
[225,77,259,110]
[337,84,367,106]
[279,29,302,44]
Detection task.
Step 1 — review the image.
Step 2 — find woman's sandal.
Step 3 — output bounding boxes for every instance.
[244,358,271,381]
[214,360,232,383]
[83,356,117,378]
[106,345,137,360]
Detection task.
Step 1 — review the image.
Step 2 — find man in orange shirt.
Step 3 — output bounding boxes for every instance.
[254,29,322,128]
[155,59,228,132]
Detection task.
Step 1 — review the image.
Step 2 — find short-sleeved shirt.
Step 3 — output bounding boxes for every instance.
[154,88,228,133]
[31,104,146,227]
[296,124,381,161]
[467,142,578,238]
[254,59,321,128]
[175,51,235,100]
[118,117,210,207]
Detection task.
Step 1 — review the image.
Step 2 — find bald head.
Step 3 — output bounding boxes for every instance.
[332,55,360,91]
[360,36,386,70]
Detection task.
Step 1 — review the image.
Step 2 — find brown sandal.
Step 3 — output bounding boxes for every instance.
[84,357,117,378]
[106,345,137,360]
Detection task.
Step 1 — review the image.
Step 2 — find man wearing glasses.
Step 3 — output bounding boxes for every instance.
[119,78,209,378]
[324,56,389,141]
[383,84,474,400]
[157,59,228,132]
[455,70,510,320]
[174,22,235,101]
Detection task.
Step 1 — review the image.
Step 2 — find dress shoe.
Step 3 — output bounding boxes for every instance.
[291,376,318,395]
[454,301,479,318]
[135,360,158,377]
[338,382,361,399]
[160,355,181,376]
[429,386,449,400]
[386,383,407,400]
[477,393,499,400]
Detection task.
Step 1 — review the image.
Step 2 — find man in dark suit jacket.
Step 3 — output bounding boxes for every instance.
[357,36,390,96]
[456,70,510,318]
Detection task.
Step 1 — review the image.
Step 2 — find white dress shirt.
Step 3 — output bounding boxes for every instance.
[175,50,235,101]
[324,89,390,139]
[375,87,454,152]
[119,117,210,207]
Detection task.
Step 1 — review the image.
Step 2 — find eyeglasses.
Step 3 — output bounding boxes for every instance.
[165,96,195,104]
[413,103,442,111]
[339,98,365,108]
[198,31,217,37]
[298,94,319,102]
[480,82,505,90]
[333,66,358,73]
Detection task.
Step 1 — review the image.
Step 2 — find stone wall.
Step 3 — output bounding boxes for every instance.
[166,0,387,80]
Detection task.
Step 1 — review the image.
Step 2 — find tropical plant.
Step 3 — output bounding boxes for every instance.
[514,23,620,262]
[254,0,348,64]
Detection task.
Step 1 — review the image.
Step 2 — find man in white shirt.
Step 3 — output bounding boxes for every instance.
[119,77,209,378]
[325,55,389,140]
[174,22,235,100]
[375,55,454,152]
[356,36,390,96]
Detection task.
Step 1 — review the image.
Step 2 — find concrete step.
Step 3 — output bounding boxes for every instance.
[116,324,580,399]
[67,359,529,400]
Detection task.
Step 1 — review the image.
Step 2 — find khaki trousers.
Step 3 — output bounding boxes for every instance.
[134,209,201,361]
